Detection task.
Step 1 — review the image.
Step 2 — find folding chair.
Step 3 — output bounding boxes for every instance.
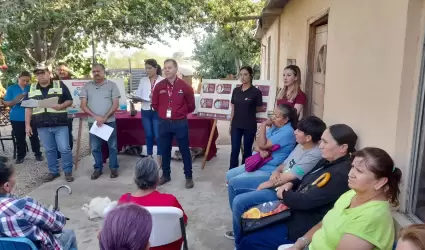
[145,206,189,250]
[0,237,38,250]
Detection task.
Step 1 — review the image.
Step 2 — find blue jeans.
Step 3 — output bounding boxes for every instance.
[238,223,293,250]
[226,165,272,210]
[89,122,119,170]
[57,118,74,159]
[141,109,161,156]
[230,127,256,169]
[159,119,192,178]
[57,229,78,250]
[232,188,279,247]
[38,126,73,174]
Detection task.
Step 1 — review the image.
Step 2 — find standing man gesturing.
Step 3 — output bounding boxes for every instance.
[80,63,121,180]
[151,59,195,189]
[25,64,74,182]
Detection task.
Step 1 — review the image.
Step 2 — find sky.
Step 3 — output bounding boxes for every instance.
[105,30,203,58]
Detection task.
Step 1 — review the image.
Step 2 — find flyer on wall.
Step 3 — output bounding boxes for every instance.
[197,79,275,122]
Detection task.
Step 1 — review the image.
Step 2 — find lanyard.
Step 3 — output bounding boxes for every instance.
[167,78,177,108]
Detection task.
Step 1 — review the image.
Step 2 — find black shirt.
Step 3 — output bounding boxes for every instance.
[282,156,351,241]
[231,85,263,130]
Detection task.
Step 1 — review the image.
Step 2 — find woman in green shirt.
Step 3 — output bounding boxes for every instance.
[287,147,402,250]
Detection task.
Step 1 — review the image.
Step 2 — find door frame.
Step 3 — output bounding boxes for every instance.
[305,10,329,117]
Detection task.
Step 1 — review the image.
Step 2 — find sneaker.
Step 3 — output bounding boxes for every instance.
[15,158,24,164]
[110,169,119,178]
[224,231,235,240]
[65,172,74,182]
[91,170,102,180]
[43,173,60,182]
[158,175,171,185]
[185,178,194,189]
[35,155,44,161]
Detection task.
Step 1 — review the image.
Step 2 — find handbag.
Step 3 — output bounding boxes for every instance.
[245,144,281,172]
[241,200,291,233]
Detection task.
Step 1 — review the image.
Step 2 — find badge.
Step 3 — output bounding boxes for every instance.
[166,109,172,118]
[178,89,183,94]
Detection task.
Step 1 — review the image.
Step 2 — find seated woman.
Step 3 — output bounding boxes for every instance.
[226,104,298,198]
[100,203,152,250]
[224,116,327,241]
[242,147,401,250]
[118,158,188,250]
[0,156,78,250]
[396,224,425,250]
[234,124,358,249]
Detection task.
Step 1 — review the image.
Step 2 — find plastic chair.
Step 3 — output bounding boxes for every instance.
[0,237,38,250]
[145,206,189,250]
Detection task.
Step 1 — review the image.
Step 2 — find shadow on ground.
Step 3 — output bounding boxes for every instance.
[27,146,234,250]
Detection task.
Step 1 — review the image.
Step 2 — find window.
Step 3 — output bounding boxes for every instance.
[409,46,425,222]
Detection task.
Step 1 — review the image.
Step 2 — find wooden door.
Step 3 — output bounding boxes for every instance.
[311,24,328,118]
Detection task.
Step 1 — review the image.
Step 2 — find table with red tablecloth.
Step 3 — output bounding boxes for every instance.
[102,111,218,161]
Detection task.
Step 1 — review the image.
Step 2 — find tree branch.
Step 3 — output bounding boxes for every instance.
[24,48,37,65]
[47,23,67,63]
[32,29,42,62]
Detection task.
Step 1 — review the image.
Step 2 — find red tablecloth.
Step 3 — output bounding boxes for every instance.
[102,111,218,161]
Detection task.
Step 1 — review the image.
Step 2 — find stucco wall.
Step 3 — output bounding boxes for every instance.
[262,0,425,210]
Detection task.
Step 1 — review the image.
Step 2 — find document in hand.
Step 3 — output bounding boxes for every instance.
[89,122,114,141]
[21,97,59,108]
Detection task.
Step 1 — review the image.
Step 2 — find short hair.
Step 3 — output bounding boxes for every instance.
[398,224,425,249]
[100,203,152,250]
[0,156,14,188]
[164,59,178,68]
[57,62,68,67]
[297,116,327,143]
[92,63,106,72]
[19,71,31,78]
[134,158,159,190]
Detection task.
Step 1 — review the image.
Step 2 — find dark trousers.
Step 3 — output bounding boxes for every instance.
[238,223,293,250]
[230,127,256,169]
[57,118,73,159]
[11,120,41,160]
[159,118,192,178]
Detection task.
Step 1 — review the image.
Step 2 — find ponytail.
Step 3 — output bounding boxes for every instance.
[387,167,402,206]
[156,65,162,76]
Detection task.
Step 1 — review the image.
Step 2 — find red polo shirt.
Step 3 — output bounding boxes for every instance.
[276,90,306,107]
[151,78,195,120]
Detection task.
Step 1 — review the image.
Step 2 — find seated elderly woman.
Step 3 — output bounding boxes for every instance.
[100,203,152,250]
[229,124,357,249]
[226,104,298,196]
[396,224,425,250]
[118,157,188,250]
[241,147,402,250]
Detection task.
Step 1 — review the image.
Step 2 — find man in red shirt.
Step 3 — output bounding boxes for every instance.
[151,59,195,189]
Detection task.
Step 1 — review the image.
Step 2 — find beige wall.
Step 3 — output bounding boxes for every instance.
[262,0,425,211]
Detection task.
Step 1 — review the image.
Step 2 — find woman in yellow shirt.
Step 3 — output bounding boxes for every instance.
[287,147,402,250]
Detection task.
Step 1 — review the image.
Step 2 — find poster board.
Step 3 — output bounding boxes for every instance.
[197,79,275,122]
[62,79,127,114]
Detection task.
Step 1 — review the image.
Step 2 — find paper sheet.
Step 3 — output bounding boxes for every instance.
[21,97,59,108]
[89,122,114,141]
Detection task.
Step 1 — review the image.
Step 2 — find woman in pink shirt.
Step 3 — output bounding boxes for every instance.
[276,65,306,118]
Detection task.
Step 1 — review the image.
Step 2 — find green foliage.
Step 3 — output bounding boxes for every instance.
[0,0,205,66]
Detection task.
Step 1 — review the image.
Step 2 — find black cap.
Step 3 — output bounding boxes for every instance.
[33,63,50,73]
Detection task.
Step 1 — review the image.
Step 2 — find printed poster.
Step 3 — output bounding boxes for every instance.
[62,79,127,114]
[197,79,275,122]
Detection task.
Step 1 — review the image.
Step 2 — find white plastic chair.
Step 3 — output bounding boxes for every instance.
[145,206,188,250]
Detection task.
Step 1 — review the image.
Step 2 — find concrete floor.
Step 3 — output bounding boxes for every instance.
[27,146,234,250]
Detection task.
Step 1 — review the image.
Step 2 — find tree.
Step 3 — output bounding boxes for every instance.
[0,0,205,67]
[191,0,264,79]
